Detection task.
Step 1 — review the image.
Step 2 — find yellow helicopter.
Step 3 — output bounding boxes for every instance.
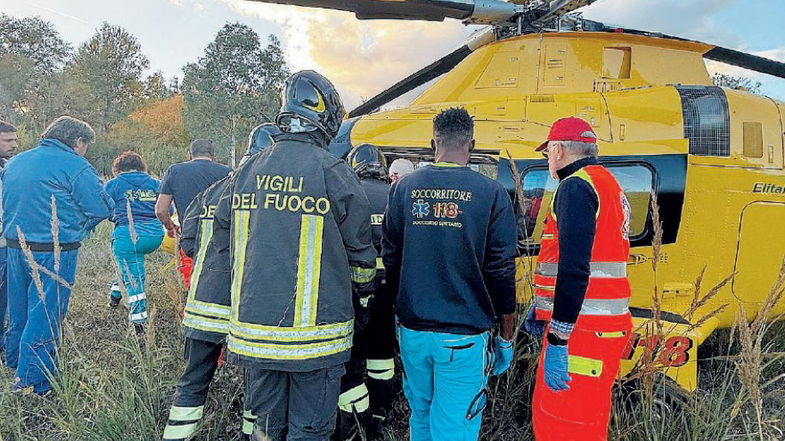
[247,0,785,391]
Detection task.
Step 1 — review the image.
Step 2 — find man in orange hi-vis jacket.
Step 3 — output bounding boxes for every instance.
[526,117,632,441]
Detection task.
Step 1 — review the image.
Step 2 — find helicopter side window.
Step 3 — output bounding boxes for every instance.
[518,164,654,253]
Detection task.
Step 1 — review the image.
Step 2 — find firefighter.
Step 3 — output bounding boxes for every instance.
[528,117,632,441]
[161,125,280,441]
[334,144,395,440]
[382,108,517,441]
[241,122,282,166]
[213,70,376,441]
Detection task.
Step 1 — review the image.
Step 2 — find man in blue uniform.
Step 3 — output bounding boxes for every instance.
[3,116,113,395]
[382,108,517,441]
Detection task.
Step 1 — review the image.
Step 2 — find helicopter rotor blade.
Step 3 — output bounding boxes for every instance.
[704,46,785,79]
[348,28,495,118]
[244,0,519,24]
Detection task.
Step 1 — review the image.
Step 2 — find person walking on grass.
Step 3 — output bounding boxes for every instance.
[0,120,18,357]
[2,116,113,395]
[104,151,164,335]
[155,139,231,291]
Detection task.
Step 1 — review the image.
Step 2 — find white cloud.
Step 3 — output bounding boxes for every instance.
[218,0,474,109]
[168,0,184,6]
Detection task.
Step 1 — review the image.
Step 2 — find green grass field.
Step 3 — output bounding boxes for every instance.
[1,223,783,441]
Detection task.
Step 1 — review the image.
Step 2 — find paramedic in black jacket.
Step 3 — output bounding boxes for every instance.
[381,108,517,441]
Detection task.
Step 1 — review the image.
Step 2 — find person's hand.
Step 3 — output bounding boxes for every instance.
[166,224,180,238]
[543,343,571,392]
[523,304,546,336]
[492,335,514,375]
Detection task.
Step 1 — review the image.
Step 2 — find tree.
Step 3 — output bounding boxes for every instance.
[64,23,150,132]
[94,95,190,176]
[711,73,762,94]
[182,23,288,166]
[0,14,72,138]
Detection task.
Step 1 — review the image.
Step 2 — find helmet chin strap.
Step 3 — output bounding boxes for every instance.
[286,117,319,134]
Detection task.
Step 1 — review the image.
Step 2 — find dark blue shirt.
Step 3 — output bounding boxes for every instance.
[104,171,163,237]
[382,163,517,334]
[160,159,231,221]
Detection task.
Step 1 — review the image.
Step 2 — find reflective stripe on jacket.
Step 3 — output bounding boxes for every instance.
[181,176,232,343]
[534,164,631,321]
[214,133,376,371]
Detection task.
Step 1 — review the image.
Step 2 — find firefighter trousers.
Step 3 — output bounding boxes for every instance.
[163,338,256,440]
[334,289,397,440]
[247,364,345,441]
[532,314,632,441]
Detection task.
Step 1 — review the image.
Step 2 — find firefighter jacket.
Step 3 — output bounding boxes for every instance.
[360,177,390,276]
[180,176,232,343]
[213,133,377,371]
[533,157,631,325]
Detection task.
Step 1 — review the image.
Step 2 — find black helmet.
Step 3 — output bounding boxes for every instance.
[347,144,388,179]
[239,123,281,166]
[246,123,281,156]
[276,70,346,139]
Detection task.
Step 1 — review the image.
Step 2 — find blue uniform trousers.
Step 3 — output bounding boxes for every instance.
[397,325,492,441]
[111,226,163,324]
[6,248,78,394]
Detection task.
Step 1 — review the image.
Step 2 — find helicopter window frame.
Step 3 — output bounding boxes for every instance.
[516,160,656,255]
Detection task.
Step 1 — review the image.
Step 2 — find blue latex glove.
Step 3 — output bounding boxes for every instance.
[523,305,546,336]
[492,335,514,376]
[543,343,571,392]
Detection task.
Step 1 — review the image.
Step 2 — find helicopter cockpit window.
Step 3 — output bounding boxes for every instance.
[518,164,653,251]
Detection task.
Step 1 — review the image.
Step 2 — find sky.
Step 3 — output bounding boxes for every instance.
[1,0,783,108]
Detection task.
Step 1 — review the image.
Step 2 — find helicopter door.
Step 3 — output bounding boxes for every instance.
[724,90,784,169]
[732,202,785,304]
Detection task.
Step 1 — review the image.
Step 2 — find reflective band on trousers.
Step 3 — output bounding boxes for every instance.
[338,383,370,413]
[535,296,630,316]
[242,410,256,435]
[163,405,204,440]
[367,358,395,380]
[535,262,627,278]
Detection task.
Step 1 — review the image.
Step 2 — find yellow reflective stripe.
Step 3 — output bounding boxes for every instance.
[242,418,254,435]
[350,266,376,284]
[367,358,394,371]
[433,162,461,168]
[183,313,229,334]
[185,300,231,319]
[294,215,324,327]
[227,333,352,360]
[568,169,600,219]
[230,320,353,342]
[187,219,213,303]
[367,358,395,380]
[163,422,198,439]
[169,405,204,421]
[231,211,251,322]
[376,257,385,270]
[242,410,256,435]
[568,355,603,377]
[338,383,370,413]
[596,331,627,338]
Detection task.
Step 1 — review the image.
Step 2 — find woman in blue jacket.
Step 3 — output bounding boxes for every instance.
[104,151,164,332]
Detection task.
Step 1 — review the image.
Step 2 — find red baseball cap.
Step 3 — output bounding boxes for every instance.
[536,117,597,151]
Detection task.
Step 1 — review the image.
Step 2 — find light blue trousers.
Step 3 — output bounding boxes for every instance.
[111,226,163,324]
[397,325,492,441]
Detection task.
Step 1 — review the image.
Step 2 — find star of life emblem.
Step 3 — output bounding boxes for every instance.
[412,199,430,218]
